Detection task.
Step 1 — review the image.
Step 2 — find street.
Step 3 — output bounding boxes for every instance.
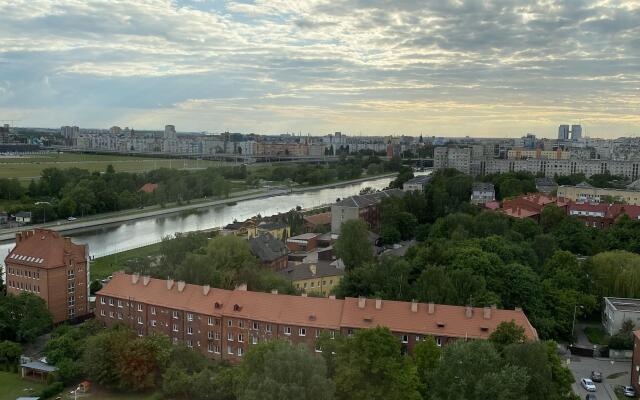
[567,355,631,399]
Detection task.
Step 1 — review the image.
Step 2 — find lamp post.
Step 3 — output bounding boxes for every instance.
[571,304,585,344]
[34,201,51,224]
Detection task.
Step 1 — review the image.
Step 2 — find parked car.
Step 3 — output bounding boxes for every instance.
[623,385,636,397]
[581,378,596,392]
[591,371,603,382]
[67,217,77,221]
[586,394,597,400]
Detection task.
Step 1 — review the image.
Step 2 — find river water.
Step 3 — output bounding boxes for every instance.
[0,174,410,267]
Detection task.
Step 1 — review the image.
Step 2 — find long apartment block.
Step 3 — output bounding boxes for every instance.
[96,272,538,362]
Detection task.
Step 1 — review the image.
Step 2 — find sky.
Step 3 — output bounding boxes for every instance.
[0,0,639,138]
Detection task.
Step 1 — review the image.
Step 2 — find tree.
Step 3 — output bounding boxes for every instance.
[237,340,333,400]
[0,292,53,342]
[90,280,103,295]
[334,219,374,269]
[489,321,527,351]
[412,337,441,396]
[333,327,421,400]
[0,340,22,365]
[586,251,640,299]
[57,197,76,218]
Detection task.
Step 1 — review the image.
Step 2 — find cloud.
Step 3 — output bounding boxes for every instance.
[0,0,638,137]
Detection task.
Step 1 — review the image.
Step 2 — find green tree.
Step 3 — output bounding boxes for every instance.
[0,292,53,342]
[412,337,441,396]
[57,197,76,218]
[237,340,333,400]
[586,251,640,299]
[334,219,374,269]
[489,321,527,352]
[0,340,22,365]
[333,327,421,400]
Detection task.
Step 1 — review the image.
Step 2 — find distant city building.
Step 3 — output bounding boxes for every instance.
[402,175,432,192]
[557,181,640,206]
[109,126,122,135]
[522,133,536,149]
[433,146,471,174]
[4,229,90,323]
[558,125,570,140]
[571,124,582,141]
[164,125,176,140]
[470,182,495,205]
[507,148,570,160]
[535,177,558,194]
[0,124,9,144]
[61,125,80,139]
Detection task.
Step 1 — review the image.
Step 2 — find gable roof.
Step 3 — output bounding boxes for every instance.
[303,212,331,226]
[279,260,345,281]
[472,182,494,192]
[249,233,288,262]
[6,229,86,269]
[334,189,405,208]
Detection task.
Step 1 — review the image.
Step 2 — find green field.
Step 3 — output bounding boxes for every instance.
[0,152,233,180]
[91,242,163,281]
[0,371,46,400]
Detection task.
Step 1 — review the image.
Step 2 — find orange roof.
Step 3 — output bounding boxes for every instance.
[303,212,331,226]
[6,229,86,269]
[139,183,159,193]
[98,272,537,340]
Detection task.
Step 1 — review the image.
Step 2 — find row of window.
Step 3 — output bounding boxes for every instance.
[7,281,40,293]
[6,268,40,279]
[296,279,334,289]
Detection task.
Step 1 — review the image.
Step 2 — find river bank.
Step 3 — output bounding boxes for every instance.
[0,173,397,243]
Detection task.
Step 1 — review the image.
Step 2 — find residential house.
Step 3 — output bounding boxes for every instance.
[567,202,640,229]
[286,233,320,252]
[4,229,90,323]
[248,221,290,240]
[470,182,495,205]
[280,260,345,296]
[0,211,8,224]
[96,272,538,363]
[558,181,640,206]
[15,211,32,224]
[402,175,432,192]
[249,233,288,271]
[535,177,558,194]
[331,189,404,233]
[303,212,331,232]
[501,193,565,221]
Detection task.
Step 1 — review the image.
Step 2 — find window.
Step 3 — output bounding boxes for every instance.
[401,334,408,343]
[347,329,354,337]
[100,310,105,316]
[238,334,244,343]
[315,345,322,353]
[208,331,214,339]
[173,337,178,344]
[284,326,291,335]
[187,313,193,322]
[214,345,220,354]
[415,335,421,342]
[187,340,193,348]
[315,329,321,338]
[436,337,442,347]
[138,329,143,337]
[117,312,122,320]
[215,332,220,340]
[237,348,244,357]
[109,298,114,306]
[151,320,157,327]
[299,328,306,337]
[100,297,106,305]
[151,307,156,315]
[172,311,179,319]
[227,345,233,355]
[330,330,335,339]
[208,342,214,353]
[173,324,178,332]
[310,282,314,288]
[266,324,272,333]
[109,311,114,318]
[137,304,143,312]
[227,332,234,341]
[252,322,259,330]
[252,336,258,345]
[138,316,143,325]
[117,300,123,308]
[187,326,193,335]
[208,317,214,326]
[237,320,244,328]
[227,320,233,327]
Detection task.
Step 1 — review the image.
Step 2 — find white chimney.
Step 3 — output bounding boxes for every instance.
[167,279,174,290]
[271,289,278,295]
[428,302,435,314]
[465,306,473,319]
[301,293,308,297]
[411,300,418,313]
[177,281,186,292]
[483,306,491,319]
[143,276,150,286]
[329,295,336,300]
[235,283,248,291]
[203,285,211,296]
[131,273,140,285]
[375,299,382,310]
[358,297,366,309]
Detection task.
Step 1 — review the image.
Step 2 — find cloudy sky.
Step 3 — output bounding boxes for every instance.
[0,0,639,138]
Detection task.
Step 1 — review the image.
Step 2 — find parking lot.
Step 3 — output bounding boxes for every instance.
[567,355,631,399]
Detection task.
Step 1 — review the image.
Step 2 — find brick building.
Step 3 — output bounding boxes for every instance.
[4,229,90,323]
[96,272,537,363]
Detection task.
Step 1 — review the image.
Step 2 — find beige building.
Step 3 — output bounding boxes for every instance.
[557,182,640,205]
[507,148,570,160]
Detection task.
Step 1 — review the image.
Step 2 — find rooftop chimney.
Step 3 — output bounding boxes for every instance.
[131,273,140,285]
[167,279,174,290]
[15,232,22,243]
[177,281,186,292]
[358,296,366,309]
[411,300,418,313]
[203,285,211,296]
[515,306,522,312]
[271,289,278,295]
[143,276,150,286]
[302,293,308,297]
[329,295,336,300]
[428,302,435,314]
[235,283,248,291]
[375,298,382,310]
[465,306,473,319]
[309,264,317,276]
[483,306,491,320]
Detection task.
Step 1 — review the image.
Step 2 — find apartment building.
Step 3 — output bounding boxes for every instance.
[434,146,471,174]
[4,229,90,323]
[330,189,404,233]
[558,182,640,206]
[96,273,537,362]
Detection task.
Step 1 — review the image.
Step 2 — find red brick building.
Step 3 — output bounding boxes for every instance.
[632,330,640,393]
[4,229,90,323]
[286,233,319,252]
[96,272,537,362]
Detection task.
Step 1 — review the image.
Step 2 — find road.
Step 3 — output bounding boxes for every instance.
[567,354,631,399]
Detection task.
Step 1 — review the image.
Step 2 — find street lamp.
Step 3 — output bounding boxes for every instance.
[571,304,585,344]
[34,201,51,224]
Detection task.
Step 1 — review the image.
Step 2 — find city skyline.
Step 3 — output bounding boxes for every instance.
[1,1,639,137]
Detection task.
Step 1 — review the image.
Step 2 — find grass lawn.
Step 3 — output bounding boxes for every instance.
[584,326,609,345]
[0,371,46,400]
[91,242,162,281]
[0,153,232,180]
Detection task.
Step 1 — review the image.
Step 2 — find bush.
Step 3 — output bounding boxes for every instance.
[608,333,633,350]
[39,381,64,399]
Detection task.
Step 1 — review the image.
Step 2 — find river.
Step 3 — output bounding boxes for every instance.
[0,174,416,268]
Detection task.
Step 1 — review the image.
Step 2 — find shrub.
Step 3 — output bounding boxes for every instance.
[39,381,64,399]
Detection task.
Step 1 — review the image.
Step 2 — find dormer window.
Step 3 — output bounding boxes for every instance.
[214,302,223,309]
[436,322,445,328]
[233,304,242,311]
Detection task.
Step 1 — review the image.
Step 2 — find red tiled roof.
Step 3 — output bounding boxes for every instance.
[5,229,86,269]
[484,201,500,210]
[139,183,159,193]
[303,212,331,226]
[98,272,538,340]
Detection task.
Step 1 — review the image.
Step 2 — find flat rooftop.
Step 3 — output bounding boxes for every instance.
[605,297,640,313]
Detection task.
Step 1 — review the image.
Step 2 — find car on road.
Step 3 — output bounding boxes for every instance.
[67,216,77,221]
[581,378,596,392]
[590,371,602,382]
[623,385,636,397]
[585,394,597,400]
